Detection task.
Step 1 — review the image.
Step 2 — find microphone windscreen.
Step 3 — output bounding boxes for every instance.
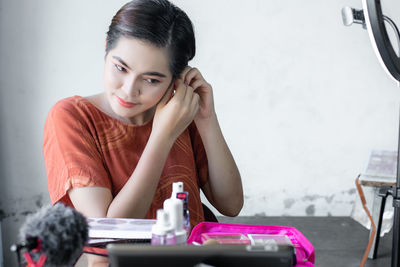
[19,203,88,266]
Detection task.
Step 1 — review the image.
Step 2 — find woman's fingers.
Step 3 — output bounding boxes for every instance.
[174,79,198,117]
[172,78,188,101]
[153,77,200,142]
[184,67,202,85]
[174,78,196,106]
[189,79,207,91]
[179,66,192,81]
[183,84,194,105]
[191,92,200,116]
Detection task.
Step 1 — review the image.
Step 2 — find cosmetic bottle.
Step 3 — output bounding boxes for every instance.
[163,182,187,245]
[151,209,176,245]
[175,187,190,233]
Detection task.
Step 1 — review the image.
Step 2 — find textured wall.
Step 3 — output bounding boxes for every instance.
[1,0,400,265]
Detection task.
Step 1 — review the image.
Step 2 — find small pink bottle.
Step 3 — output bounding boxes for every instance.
[151,209,176,245]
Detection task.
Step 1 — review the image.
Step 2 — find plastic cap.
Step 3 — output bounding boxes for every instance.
[152,209,172,235]
[172,182,184,193]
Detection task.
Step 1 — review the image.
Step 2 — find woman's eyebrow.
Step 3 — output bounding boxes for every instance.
[142,71,167,78]
[112,56,131,70]
[112,56,167,78]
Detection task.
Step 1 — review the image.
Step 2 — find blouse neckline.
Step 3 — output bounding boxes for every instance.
[75,95,153,128]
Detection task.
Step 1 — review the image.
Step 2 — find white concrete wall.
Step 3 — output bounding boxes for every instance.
[1,0,399,265]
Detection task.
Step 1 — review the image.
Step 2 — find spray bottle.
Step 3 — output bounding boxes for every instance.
[163,182,187,244]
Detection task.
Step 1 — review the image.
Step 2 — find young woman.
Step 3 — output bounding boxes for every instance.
[43,0,243,266]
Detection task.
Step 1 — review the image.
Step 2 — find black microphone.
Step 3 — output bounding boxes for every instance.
[11,203,89,266]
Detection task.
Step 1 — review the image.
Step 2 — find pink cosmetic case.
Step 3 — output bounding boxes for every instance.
[188,222,315,267]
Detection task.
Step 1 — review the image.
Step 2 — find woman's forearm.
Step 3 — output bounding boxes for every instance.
[195,114,243,216]
[106,132,174,218]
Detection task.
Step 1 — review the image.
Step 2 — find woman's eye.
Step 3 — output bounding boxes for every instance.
[114,64,126,72]
[145,78,160,84]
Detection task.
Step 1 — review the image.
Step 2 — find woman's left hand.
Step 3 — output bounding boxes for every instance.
[181,66,215,122]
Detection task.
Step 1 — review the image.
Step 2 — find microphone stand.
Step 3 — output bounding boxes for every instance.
[379,110,400,266]
[10,243,23,267]
[392,165,400,267]
[386,109,400,267]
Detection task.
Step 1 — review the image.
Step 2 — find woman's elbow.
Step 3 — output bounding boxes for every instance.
[221,195,243,217]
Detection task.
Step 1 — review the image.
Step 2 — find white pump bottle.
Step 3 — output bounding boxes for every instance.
[163,182,187,244]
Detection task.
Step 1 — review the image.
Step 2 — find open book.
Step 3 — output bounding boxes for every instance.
[88,217,156,242]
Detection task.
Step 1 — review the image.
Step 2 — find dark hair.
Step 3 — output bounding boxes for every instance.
[106,0,195,80]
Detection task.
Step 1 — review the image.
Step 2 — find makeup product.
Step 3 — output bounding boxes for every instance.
[163,182,187,245]
[200,233,251,245]
[175,186,190,233]
[151,209,176,245]
[247,234,294,247]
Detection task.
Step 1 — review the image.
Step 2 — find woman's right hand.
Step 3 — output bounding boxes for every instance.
[152,78,200,143]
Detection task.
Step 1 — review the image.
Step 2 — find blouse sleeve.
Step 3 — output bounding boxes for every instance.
[43,99,111,205]
[188,122,209,188]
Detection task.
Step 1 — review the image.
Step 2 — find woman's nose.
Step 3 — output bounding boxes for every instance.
[123,76,141,97]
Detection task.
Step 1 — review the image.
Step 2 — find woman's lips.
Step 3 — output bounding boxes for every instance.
[116,96,136,108]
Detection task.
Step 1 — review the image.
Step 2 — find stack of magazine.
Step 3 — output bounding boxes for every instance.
[87,217,156,246]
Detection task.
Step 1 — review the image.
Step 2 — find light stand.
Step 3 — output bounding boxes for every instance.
[342,1,400,266]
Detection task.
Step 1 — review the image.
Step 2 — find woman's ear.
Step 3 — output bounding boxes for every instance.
[104,37,107,50]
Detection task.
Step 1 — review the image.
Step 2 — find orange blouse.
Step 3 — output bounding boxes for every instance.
[43,95,208,227]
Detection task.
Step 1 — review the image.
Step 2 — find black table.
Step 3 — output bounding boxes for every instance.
[218,216,392,267]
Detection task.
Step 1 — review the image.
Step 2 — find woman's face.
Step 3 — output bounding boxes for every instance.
[104,36,172,125]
